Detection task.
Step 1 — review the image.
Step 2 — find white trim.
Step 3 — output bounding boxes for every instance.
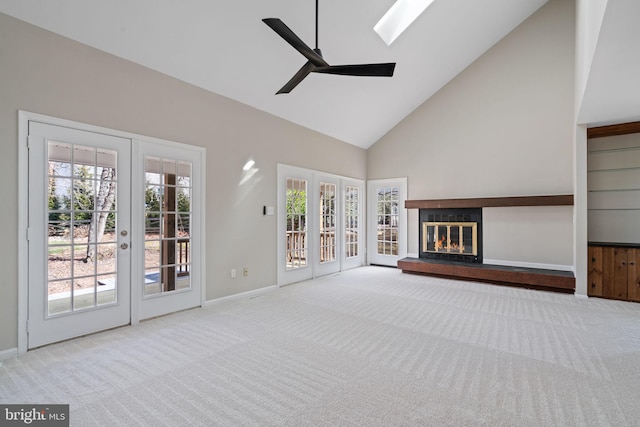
[130,140,142,327]
[574,294,589,300]
[314,173,342,278]
[407,252,419,258]
[200,160,207,307]
[277,165,314,286]
[367,177,408,266]
[483,258,574,272]
[0,347,18,362]
[18,112,29,355]
[20,111,196,150]
[341,179,366,271]
[203,285,278,307]
[133,139,206,321]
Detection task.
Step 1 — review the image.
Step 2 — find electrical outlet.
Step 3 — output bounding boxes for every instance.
[243,267,249,277]
[231,269,236,278]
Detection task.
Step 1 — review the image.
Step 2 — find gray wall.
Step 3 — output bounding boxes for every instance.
[368,0,575,268]
[0,12,366,352]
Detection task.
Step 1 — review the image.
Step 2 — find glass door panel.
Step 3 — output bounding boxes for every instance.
[377,187,399,256]
[144,157,192,296]
[47,144,121,313]
[286,177,308,270]
[319,182,337,264]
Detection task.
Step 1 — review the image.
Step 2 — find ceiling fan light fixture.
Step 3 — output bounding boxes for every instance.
[374,0,436,45]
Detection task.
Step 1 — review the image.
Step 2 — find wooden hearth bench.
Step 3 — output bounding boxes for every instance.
[398,257,575,293]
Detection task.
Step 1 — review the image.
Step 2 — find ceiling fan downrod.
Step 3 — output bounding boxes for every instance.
[315,0,319,50]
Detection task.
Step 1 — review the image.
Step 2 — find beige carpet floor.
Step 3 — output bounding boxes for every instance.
[1,266,640,426]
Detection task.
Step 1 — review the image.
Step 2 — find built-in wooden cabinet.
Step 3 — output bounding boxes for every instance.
[588,244,640,302]
[587,124,640,303]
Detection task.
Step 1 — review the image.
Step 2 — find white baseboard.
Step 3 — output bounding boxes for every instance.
[0,347,18,362]
[204,285,278,307]
[483,258,574,272]
[574,293,589,300]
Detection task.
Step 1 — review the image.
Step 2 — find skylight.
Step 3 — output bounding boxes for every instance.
[374,0,436,45]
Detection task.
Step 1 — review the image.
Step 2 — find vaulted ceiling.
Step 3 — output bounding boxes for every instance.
[578,0,640,127]
[0,0,637,148]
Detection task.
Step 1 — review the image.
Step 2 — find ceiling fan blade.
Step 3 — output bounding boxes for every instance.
[276,61,316,94]
[313,63,396,77]
[263,18,328,67]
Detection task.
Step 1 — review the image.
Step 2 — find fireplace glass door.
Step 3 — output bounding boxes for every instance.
[423,222,477,256]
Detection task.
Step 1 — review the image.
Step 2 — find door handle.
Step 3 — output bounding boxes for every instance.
[120,243,129,250]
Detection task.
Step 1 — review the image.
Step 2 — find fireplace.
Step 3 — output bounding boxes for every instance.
[419,208,482,263]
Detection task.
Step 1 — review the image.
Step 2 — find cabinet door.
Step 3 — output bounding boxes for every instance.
[602,247,618,299]
[603,247,629,300]
[627,248,640,302]
[588,246,603,297]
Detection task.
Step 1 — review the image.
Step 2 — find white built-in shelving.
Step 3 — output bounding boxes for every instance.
[588,132,640,243]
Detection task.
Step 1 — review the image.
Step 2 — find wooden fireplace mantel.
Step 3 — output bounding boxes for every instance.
[405,194,574,209]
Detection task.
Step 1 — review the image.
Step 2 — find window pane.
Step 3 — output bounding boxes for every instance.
[286,178,307,270]
[320,183,336,264]
[345,186,359,258]
[144,156,193,297]
[46,141,119,317]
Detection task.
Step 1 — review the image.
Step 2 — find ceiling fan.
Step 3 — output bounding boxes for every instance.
[263,0,396,94]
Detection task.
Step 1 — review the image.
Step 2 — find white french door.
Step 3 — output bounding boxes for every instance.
[278,166,314,285]
[278,165,365,286]
[132,140,203,321]
[23,115,204,350]
[314,174,341,277]
[342,179,365,270]
[367,178,407,266]
[27,122,131,348]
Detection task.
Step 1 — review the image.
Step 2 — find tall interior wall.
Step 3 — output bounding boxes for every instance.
[0,12,367,352]
[368,0,576,271]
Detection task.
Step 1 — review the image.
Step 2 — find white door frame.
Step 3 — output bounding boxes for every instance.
[131,138,205,322]
[277,164,365,286]
[17,111,206,354]
[367,178,408,266]
[341,178,366,271]
[277,165,314,286]
[313,173,342,277]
